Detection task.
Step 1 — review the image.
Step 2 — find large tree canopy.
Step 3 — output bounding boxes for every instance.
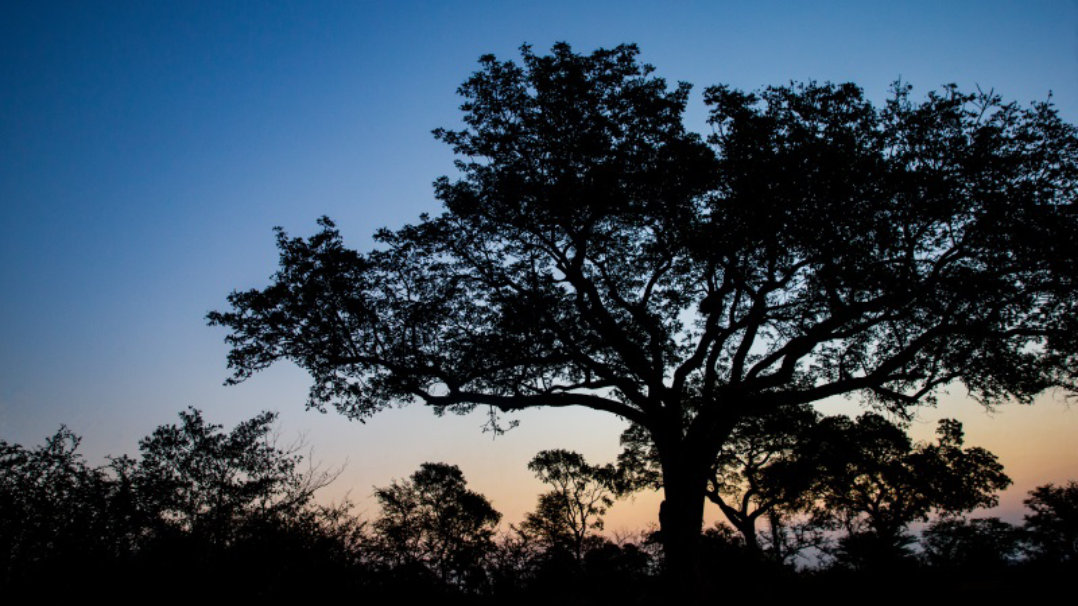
[209,43,1078,585]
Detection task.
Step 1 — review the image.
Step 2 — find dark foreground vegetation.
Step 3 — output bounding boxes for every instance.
[2,408,1075,602]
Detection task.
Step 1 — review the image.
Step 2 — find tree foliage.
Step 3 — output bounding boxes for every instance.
[921,516,1022,570]
[0,428,119,583]
[130,407,337,548]
[0,409,357,598]
[519,449,619,561]
[208,42,1078,581]
[1022,481,1078,563]
[370,462,501,590]
[813,415,1011,568]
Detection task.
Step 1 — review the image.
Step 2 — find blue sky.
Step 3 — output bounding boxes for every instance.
[2,1,1077,529]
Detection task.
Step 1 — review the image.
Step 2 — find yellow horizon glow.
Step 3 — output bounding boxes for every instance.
[308,388,1077,536]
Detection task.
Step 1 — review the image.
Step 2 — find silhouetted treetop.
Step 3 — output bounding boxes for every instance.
[371,462,501,590]
[813,415,1011,536]
[132,407,337,545]
[1023,480,1078,563]
[211,45,1077,421]
[521,449,619,561]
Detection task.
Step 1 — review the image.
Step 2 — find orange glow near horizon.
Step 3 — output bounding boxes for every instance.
[307,389,1078,537]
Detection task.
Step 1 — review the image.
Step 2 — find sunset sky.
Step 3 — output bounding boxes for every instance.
[3,1,1077,533]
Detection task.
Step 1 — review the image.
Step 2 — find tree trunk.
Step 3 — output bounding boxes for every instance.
[739,518,760,553]
[658,455,710,603]
[767,511,784,562]
[650,407,739,603]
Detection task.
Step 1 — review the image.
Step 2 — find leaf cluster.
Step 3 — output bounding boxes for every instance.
[370,462,502,589]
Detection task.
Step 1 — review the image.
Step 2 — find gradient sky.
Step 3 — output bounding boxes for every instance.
[3,1,1077,533]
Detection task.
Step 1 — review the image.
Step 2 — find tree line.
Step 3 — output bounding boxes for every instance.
[2,407,1075,601]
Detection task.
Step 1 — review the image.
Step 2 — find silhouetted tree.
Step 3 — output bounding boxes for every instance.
[1022,481,1078,564]
[486,527,543,597]
[208,42,1078,594]
[520,449,619,562]
[814,415,1011,569]
[111,407,352,598]
[131,407,337,550]
[620,404,825,561]
[0,410,367,600]
[0,427,122,586]
[707,406,834,565]
[370,462,501,592]
[921,516,1021,570]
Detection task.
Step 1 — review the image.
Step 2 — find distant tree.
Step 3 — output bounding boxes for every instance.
[520,449,619,561]
[209,42,1078,593]
[921,516,1022,570]
[700,405,824,562]
[0,410,363,600]
[486,527,543,596]
[1022,481,1078,564]
[813,415,1011,569]
[370,462,501,591]
[131,407,337,549]
[0,427,120,585]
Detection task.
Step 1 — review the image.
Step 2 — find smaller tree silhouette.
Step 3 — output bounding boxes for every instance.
[1,409,361,599]
[131,407,337,549]
[921,517,1021,570]
[520,449,619,562]
[619,405,827,562]
[0,427,120,585]
[813,414,1011,569]
[371,462,501,591]
[1022,481,1078,564]
[702,405,823,560]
